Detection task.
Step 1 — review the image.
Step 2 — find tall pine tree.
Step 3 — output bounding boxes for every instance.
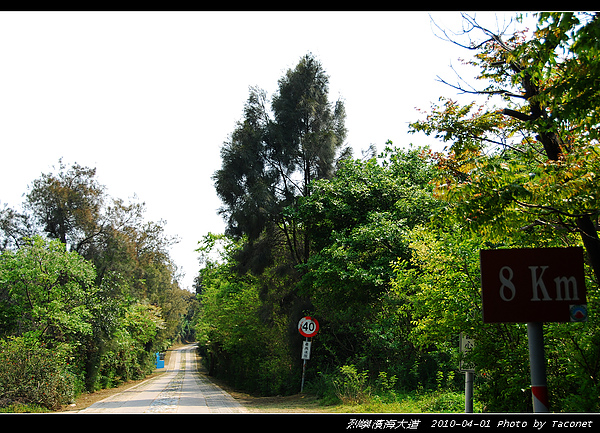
[214,53,348,273]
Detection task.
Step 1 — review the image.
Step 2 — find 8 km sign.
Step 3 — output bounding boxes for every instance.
[480,247,587,323]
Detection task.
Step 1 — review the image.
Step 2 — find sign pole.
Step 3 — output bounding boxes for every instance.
[465,371,474,413]
[527,322,549,413]
[301,337,308,392]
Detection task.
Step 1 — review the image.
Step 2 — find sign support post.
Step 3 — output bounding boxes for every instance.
[527,322,549,413]
[465,371,474,413]
[301,337,309,392]
[301,360,306,391]
[298,316,319,393]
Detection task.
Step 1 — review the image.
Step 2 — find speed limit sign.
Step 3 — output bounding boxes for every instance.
[298,316,319,338]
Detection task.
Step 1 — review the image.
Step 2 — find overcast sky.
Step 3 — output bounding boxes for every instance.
[0,11,534,291]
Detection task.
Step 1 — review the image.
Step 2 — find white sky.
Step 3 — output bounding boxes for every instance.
[0,11,535,291]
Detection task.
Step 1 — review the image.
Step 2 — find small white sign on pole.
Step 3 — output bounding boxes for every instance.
[460,333,475,413]
[301,340,312,360]
[459,333,475,373]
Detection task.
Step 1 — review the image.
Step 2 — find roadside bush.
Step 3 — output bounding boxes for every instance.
[374,371,398,402]
[303,370,339,405]
[0,401,50,413]
[89,302,164,390]
[0,337,78,410]
[419,391,467,413]
[332,364,371,405]
[310,366,401,406]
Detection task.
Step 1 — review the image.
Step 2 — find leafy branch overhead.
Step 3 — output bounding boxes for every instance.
[410,12,600,282]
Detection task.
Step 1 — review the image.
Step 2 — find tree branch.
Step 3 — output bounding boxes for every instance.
[436,75,528,100]
[499,108,540,122]
[513,199,595,219]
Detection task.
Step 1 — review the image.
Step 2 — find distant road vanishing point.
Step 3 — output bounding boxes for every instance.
[78,344,247,414]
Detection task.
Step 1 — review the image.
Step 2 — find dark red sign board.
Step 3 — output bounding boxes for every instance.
[480,247,587,323]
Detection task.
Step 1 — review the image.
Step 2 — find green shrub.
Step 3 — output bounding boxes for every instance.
[332,364,371,405]
[0,337,78,410]
[374,371,398,402]
[0,401,50,413]
[419,391,467,413]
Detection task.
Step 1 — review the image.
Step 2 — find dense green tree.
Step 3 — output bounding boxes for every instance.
[194,234,293,394]
[0,336,77,410]
[271,53,348,196]
[25,160,105,253]
[390,216,600,411]
[296,146,443,382]
[0,236,96,344]
[207,55,349,394]
[390,223,534,411]
[214,53,348,271]
[87,300,165,390]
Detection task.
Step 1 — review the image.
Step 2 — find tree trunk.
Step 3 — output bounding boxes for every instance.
[539,132,600,284]
[529,101,600,284]
[576,216,600,285]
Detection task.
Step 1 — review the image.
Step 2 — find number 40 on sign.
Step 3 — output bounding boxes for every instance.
[298,316,319,338]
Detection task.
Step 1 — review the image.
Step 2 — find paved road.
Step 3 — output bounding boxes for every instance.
[79,344,247,414]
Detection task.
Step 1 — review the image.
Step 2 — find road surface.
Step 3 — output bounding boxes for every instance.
[79,344,247,414]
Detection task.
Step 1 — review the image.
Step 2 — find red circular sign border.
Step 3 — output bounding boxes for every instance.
[298,316,319,338]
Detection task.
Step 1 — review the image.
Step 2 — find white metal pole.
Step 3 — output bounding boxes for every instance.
[527,322,549,412]
[301,359,307,392]
[300,337,308,392]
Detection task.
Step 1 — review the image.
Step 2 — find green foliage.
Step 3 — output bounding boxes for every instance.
[310,365,469,413]
[0,162,196,409]
[329,366,401,406]
[195,236,294,395]
[214,53,348,270]
[389,218,600,412]
[297,146,442,377]
[410,12,600,281]
[203,54,350,396]
[544,311,600,412]
[25,159,104,249]
[418,391,468,413]
[325,390,480,413]
[530,13,600,138]
[0,402,50,413]
[195,12,600,414]
[403,13,600,412]
[0,336,77,410]
[332,364,371,405]
[93,301,166,389]
[0,236,96,344]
